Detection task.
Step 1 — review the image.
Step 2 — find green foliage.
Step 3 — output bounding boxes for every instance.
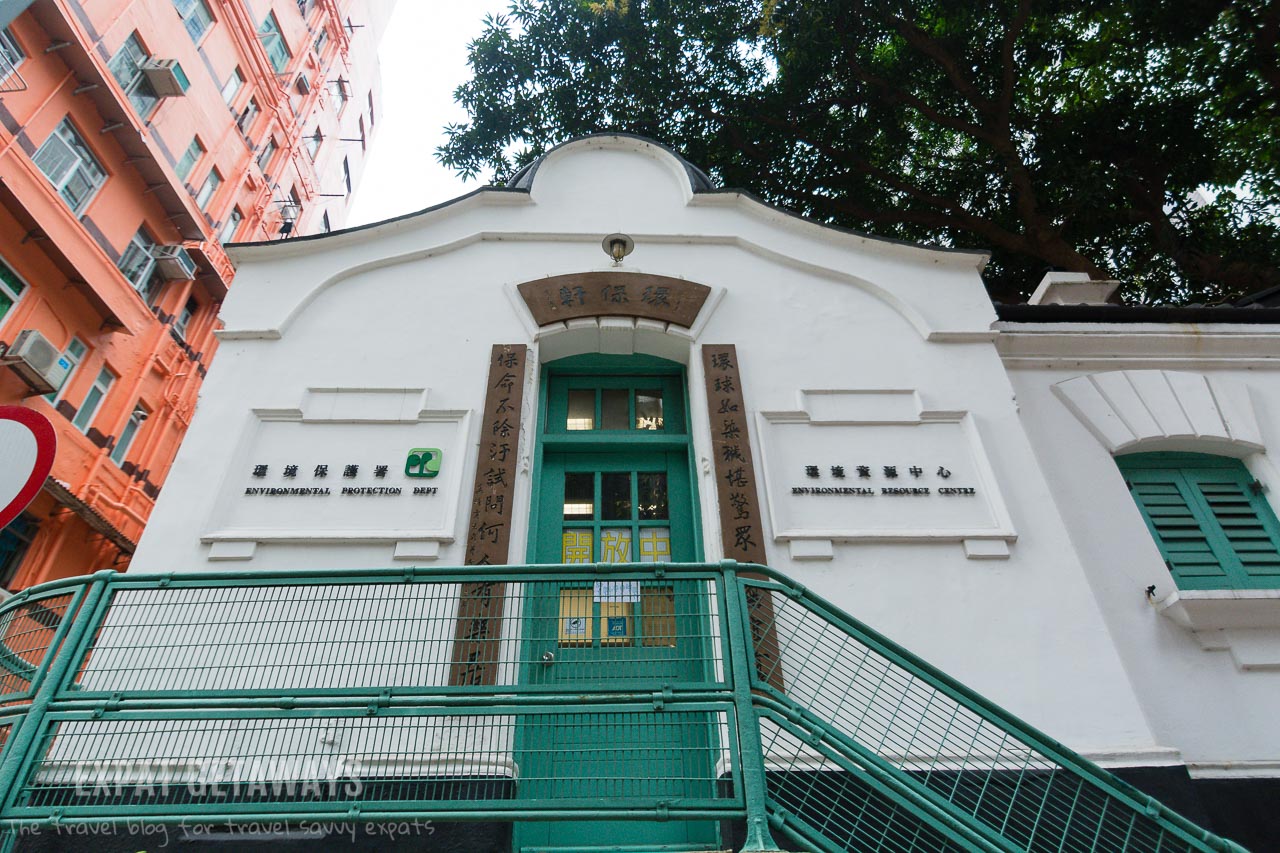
[440,0,1280,303]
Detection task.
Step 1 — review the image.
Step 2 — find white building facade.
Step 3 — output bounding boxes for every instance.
[127,135,1280,850]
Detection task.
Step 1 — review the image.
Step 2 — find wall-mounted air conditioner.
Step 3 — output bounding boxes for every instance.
[4,329,70,395]
[154,245,198,280]
[141,59,190,97]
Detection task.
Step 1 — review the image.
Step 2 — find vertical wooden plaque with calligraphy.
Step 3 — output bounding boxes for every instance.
[702,345,785,690]
[449,344,528,687]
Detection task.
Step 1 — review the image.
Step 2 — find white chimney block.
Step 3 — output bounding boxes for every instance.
[1027,272,1121,305]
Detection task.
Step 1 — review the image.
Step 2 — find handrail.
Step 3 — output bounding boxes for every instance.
[731,566,1248,853]
[0,562,1248,853]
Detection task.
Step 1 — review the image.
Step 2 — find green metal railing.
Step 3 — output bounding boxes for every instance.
[0,563,1249,852]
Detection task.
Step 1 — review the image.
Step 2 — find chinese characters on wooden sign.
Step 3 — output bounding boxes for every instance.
[701,344,784,689]
[449,344,527,687]
[518,272,711,327]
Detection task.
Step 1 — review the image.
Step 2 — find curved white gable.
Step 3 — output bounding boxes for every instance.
[220,135,994,341]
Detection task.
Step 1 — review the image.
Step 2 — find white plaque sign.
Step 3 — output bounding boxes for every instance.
[203,389,468,545]
[757,391,1015,544]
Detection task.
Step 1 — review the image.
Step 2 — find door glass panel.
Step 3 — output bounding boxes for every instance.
[638,527,672,563]
[637,473,668,520]
[601,472,632,520]
[601,388,629,429]
[566,389,594,430]
[635,389,664,430]
[641,585,677,647]
[563,472,594,520]
[562,531,593,563]
[600,528,633,563]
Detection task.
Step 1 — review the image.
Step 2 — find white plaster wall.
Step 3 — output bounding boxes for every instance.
[1007,353,1280,772]
[135,136,1161,764]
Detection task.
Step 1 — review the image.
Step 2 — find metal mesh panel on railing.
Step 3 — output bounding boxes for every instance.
[758,714,969,853]
[746,582,1211,853]
[72,577,724,695]
[13,706,735,816]
[0,594,74,703]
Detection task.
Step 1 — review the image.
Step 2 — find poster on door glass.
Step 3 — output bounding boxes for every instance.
[561,530,592,563]
[599,527,632,562]
[594,580,640,603]
[639,527,671,562]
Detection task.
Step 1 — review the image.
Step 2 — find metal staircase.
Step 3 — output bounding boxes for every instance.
[0,563,1248,852]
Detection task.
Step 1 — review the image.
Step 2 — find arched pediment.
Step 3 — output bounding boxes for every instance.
[1052,370,1263,454]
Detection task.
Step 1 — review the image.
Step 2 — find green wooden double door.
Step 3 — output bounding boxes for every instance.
[514,359,721,852]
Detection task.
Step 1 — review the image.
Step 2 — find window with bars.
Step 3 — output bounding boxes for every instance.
[196,168,222,210]
[45,337,85,404]
[72,366,115,433]
[0,25,25,82]
[221,67,243,105]
[0,512,38,590]
[237,96,259,132]
[33,119,107,214]
[175,137,203,182]
[258,12,290,73]
[107,33,159,116]
[111,403,148,466]
[1120,452,1280,591]
[0,257,26,325]
[175,297,199,340]
[116,227,157,292]
[173,0,213,42]
[220,207,243,243]
[329,76,349,112]
[257,138,277,172]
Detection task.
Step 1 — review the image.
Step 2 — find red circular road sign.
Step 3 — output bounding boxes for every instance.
[0,406,57,530]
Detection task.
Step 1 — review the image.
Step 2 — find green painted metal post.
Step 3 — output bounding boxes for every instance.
[0,571,114,811]
[721,562,780,853]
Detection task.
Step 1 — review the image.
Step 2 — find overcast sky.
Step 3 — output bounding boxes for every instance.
[348,1,509,227]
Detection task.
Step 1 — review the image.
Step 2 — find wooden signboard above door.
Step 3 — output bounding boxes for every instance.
[518,272,711,327]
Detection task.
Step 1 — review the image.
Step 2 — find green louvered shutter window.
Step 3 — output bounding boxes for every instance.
[1119,452,1280,590]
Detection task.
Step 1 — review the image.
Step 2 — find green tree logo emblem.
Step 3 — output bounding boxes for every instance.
[405,448,441,478]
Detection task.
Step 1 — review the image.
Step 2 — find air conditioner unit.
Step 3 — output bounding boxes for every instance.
[154,245,198,280]
[5,329,70,395]
[141,59,190,97]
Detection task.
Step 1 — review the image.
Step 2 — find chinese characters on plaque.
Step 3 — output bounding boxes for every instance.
[518,273,711,327]
[792,463,976,496]
[701,344,783,689]
[450,344,527,687]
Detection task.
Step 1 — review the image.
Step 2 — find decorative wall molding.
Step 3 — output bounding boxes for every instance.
[1052,370,1263,454]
